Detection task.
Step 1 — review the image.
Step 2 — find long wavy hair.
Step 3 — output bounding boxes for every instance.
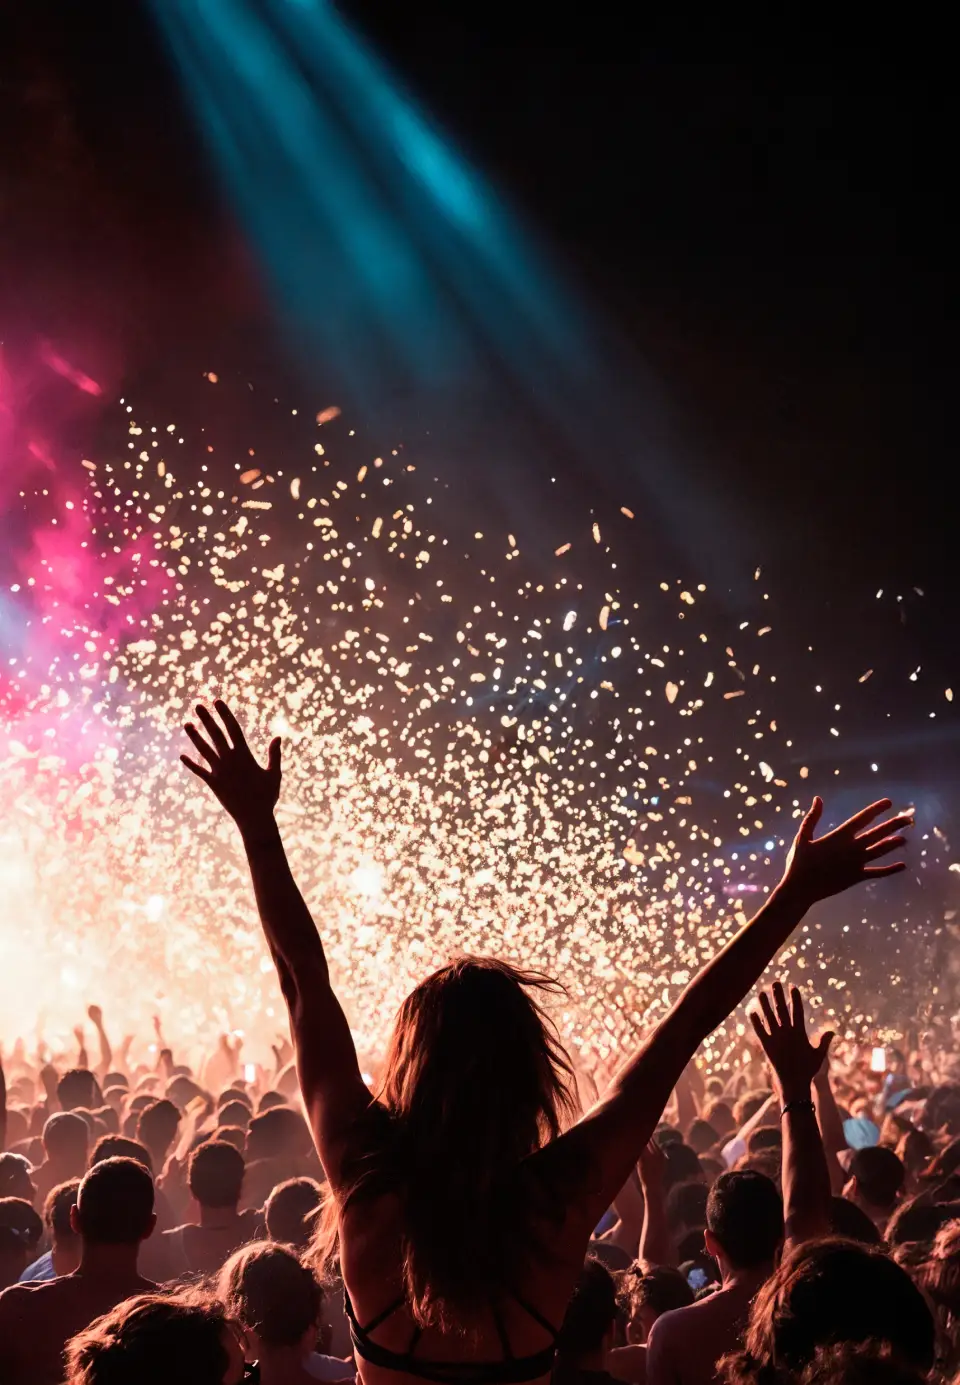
[312,955,580,1330]
[720,1239,935,1385]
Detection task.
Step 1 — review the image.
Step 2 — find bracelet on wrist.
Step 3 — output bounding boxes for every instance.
[780,1098,816,1119]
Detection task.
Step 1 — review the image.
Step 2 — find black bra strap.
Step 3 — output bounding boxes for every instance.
[507,1289,560,1341]
[490,1302,514,1361]
[345,1286,408,1337]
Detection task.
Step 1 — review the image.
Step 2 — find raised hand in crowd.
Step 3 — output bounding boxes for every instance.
[751,981,832,1244]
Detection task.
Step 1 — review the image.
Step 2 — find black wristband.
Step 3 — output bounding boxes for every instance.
[780,1098,815,1120]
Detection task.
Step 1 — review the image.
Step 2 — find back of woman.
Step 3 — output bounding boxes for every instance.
[181,699,912,1385]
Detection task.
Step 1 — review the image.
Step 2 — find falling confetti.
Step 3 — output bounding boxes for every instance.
[0,382,950,1071]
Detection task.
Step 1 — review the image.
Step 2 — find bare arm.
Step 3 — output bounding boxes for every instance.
[86,1006,113,1079]
[673,1063,699,1139]
[73,1026,89,1072]
[813,1062,849,1195]
[637,1141,673,1267]
[550,797,910,1222]
[180,700,370,1188]
[724,1092,779,1163]
[751,982,832,1245]
[600,1169,646,1259]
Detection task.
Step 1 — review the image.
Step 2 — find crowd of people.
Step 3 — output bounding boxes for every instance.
[1,699,959,1384]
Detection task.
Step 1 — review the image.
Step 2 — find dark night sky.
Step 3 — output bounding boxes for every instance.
[1,10,955,645]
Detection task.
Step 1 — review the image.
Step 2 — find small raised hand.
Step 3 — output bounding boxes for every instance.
[750,981,831,1103]
[181,699,281,830]
[779,797,911,907]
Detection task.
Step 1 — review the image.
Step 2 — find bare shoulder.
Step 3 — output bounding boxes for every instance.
[0,1278,51,1322]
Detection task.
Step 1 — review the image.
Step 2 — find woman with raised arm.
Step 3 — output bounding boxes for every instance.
[181,700,911,1385]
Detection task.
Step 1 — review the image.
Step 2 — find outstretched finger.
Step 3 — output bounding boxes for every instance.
[759,991,777,1032]
[837,798,893,835]
[855,812,914,847]
[196,704,230,754]
[184,723,218,765]
[750,1009,772,1054]
[790,985,807,1033]
[213,699,248,749]
[772,980,790,1027]
[267,736,282,775]
[799,797,823,840]
[864,834,907,860]
[863,861,907,878]
[180,754,213,785]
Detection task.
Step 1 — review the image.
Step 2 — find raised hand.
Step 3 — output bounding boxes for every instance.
[637,1137,667,1189]
[779,796,911,908]
[87,1004,103,1028]
[750,981,832,1103]
[180,699,281,830]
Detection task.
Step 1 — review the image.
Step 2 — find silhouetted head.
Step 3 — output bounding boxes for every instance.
[722,1239,935,1385]
[555,1258,619,1365]
[688,1118,720,1154]
[137,1099,180,1159]
[189,1141,245,1211]
[89,1134,154,1175]
[703,1100,736,1139]
[0,1154,34,1203]
[66,1290,242,1385]
[621,1265,693,1343]
[265,1178,323,1250]
[58,1068,102,1112]
[218,1101,252,1132]
[314,955,578,1331]
[380,957,577,1172]
[43,1111,90,1167]
[707,1171,783,1271]
[245,1107,310,1161]
[74,1157,156,1245]
[846,1147,905,1214]
[44,1179,81,1244]
[218,1242,321,1350]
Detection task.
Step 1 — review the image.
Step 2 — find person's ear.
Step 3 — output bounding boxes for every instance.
[69,1205,81,1235]
[704,1227,720,1259]
[141,1212,158,1241]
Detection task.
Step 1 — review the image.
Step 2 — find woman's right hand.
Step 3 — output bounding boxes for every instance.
[778,796,912,908]
[180,699,282,831]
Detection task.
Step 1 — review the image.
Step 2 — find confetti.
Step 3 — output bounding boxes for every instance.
[0,383,946,1068]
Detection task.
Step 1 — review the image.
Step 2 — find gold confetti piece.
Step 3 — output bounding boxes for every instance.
[357,466,368,482]
[947,689,954,702]
[205,371,218,383]
[592,522,601,543]
[704,671,714,687]
[240,469,261,485]
[316,406,341,424]
[665,682,679,704]
[859,670,873,683]
[621,507,635,519]
[800,766,809,778]
[555,543,571,556]
[599,605,610,631]
[754,566,762,580]
[563,611,577,631]
[723,690,745,699]
[290,478,301,500]
[757,626,771,636]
